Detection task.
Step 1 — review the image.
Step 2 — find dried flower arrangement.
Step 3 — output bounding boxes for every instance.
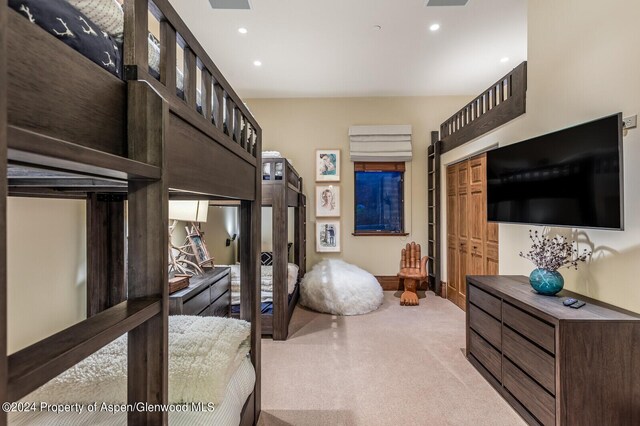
[519,230,591,271]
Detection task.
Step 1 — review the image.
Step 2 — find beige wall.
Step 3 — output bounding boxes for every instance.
[7,198,87,353]
[261,207,295,254]
[171,205,239,266]
[201,206,238,265]
[440,0,640,313]
[246,96,469,275]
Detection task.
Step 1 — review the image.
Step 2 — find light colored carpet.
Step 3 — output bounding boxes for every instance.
[259,291,525,426]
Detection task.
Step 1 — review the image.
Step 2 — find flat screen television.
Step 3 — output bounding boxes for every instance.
[486,113,623,229]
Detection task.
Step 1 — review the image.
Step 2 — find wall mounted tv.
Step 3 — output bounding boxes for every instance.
[486,113,623,229]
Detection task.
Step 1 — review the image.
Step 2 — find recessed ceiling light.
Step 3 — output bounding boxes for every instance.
[238,27,248,34]
[430,23,440,31]
[500,57,509,63]
[253,60,262,67]
[373,25,382,30]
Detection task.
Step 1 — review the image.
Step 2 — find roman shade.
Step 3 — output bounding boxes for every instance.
[349,125,413,162]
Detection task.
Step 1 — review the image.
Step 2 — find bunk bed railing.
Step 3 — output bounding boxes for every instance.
[262,158,302,192]
[124,0,260,161]
[439,61,527,153]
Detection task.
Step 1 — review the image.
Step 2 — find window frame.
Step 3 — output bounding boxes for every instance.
[353,161,408,236]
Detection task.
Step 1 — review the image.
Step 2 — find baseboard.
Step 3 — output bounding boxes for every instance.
[376,276,430,291]
[376,276,401,291]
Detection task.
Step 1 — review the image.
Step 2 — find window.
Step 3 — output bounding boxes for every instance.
[354,162,405,235]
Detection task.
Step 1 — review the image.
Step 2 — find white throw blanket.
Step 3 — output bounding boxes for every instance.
[24,316,250,406]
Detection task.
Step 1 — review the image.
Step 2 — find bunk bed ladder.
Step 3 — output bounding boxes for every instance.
[427,131,442,297]
[272,163,289,341]
[126,81,170,425]
[239,126,263,424]
[295,187,307,277]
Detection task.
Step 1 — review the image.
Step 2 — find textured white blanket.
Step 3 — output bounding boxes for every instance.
[225,263,299,305]
[24,316,250,406]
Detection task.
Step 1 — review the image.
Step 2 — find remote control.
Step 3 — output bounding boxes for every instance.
[570,301,586,309]
[563,298,578,306]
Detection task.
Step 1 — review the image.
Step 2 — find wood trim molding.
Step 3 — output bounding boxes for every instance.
[354,161,405,172]
[376,276,401,291]
[375,276,430,291]
[352,232,409,237]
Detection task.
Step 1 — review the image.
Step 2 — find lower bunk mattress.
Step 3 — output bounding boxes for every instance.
[222,263,299,307]
[9,357,255,426]
[231,291,296,315]
[9,315,255,426]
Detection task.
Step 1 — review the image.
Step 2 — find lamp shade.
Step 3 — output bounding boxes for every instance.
[168,200,209,222]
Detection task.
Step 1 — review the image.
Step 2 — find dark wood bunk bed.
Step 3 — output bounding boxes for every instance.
[1,0,263,425]
[248,157,306,341]
[223,157,306,341]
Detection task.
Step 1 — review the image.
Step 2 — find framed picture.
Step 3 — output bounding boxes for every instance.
[316,185,340,217]
[316,149,340,182]
[316,220,341,252]
[186,226,214,267]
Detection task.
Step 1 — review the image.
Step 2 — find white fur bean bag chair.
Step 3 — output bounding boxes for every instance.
[300,259,383,315]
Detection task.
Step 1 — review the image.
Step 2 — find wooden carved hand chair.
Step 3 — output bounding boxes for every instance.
[398,242,428,306]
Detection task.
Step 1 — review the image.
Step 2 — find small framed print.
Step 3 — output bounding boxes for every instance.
[316,220,340,252]
[316,149,340,182]
[316,185,340,217]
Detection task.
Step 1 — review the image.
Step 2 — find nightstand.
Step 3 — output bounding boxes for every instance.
[169,266,230,317]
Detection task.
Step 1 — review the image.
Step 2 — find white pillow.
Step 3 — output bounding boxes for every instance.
[67,0,124,40]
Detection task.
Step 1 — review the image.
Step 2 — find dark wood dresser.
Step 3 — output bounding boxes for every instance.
[466,275,640,426]
[169,267,230,317]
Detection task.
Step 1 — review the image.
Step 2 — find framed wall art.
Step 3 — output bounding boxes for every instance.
[316,149,340,182]
[316,184,340,217]
[316,220,341,252]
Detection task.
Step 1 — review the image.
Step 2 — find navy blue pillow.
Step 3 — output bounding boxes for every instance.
[9,0,122,77]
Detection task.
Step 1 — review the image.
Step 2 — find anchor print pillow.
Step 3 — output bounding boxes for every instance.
[9,0,123,77]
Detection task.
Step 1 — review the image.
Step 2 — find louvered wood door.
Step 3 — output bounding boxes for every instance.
[446,164,458,305]
[469,155,486,278]
[446,153,498,311]
[456,161,470,310]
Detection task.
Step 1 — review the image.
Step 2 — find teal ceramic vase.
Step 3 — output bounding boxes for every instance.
[529,268,564,295]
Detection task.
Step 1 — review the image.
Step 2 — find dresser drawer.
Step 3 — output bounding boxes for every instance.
[503,303,555,354]
[182,285,211,315]
[503,327,555,395]
[469,330,501,381]
[469,303,501,349]
[210,273,230,302]
[468,284,501,319]
[503,358,555,426]
[203,290,230,317]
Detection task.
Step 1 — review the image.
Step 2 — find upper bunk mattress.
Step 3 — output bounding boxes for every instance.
[9,0,123,76]
[9,0,201,106]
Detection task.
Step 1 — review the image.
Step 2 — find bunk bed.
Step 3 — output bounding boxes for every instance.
[1,0,263,425]
[230,157,306,341]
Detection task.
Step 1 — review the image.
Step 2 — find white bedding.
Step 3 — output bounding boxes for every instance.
[22,316,249,407]
[9,356,255,426]
[223,263,299,305]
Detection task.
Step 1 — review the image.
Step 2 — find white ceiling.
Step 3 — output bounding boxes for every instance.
[169,0,527,98]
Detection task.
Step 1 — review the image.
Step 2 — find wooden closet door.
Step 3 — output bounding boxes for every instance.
[446,164,458,304]
[468,155,486,277]
[456,161,469,310]
[445,153,499,311]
